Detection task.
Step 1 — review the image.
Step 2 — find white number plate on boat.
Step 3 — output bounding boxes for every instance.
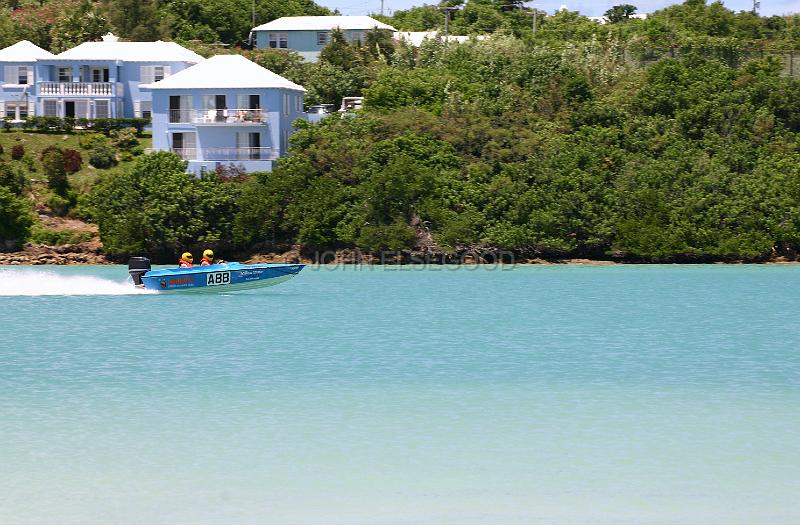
[206,272,231,286]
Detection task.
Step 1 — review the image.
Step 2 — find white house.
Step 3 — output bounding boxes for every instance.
[37,33,204,120]
[0,40,55,121]
[252,16,396,62]
[0,34,203,122]
[148,54,306,174]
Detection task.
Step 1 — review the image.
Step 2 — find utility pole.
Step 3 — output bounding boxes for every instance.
[381,0,384,16]
[440,6,458,39]
[752,0,760,14]
[528,2,538,35]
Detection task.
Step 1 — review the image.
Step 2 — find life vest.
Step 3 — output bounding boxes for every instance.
[200,257,213,266]
[179,259,193,268]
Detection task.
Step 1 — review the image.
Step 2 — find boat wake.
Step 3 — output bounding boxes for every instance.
[0,269,154,296]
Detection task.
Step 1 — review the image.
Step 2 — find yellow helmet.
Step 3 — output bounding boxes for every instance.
[203,249,214,260]
[182,252,193,261]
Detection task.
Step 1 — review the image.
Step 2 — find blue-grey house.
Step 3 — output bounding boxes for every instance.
[148,54,306,174]
[0,40,55,121]
[33,33,203,120]
[252,16,396,62]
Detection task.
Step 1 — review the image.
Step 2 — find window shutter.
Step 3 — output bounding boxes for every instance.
[28,101,35,116]
[134,100,141,118]
[4,66,14,84]
[0,101,4,115]
[27,68,34,85]
[236,132,247,149]
[140,65,152,84]
[75,100,89,119]
[163,65,171,78]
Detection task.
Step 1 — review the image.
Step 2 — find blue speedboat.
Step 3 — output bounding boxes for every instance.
[128,257,304,292]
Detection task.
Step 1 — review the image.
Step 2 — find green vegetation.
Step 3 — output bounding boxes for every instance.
[0,128,151,246]
[89,152,240,259]
[2,0,800,261]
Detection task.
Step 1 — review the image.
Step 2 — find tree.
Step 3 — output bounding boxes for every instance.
[50,0,110,53]
[319,28,361,70]
[0,185,34,247]
[41,147,69,196]
[604,4,637,23]
[101,0,169,41]
[89,152,240,259]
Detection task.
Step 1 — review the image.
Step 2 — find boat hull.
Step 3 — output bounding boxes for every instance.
[140,263,304,292]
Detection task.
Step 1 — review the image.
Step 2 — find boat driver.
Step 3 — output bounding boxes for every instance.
[200,249,215,266]
[179,252,194,268]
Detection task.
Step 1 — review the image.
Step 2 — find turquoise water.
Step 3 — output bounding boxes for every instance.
[2,264,799,524]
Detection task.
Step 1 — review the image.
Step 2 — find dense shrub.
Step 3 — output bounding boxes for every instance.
[0,186,34,247]
[62,149,82,173]
[42,147,69,195]
[78,132,109,151]
[28,225,92,246]
[0,161,28,195]
[88,145,117,169]
[25,117,150,134]
[10,144,24,160]
[89,152,240,259]
[110,127,140,150]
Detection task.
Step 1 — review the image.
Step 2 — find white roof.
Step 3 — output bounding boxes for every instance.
[148,54,305,91]
[0,40,55,62]
[394,31,480,47]
[253,15,395,32]
[55,40,204,63]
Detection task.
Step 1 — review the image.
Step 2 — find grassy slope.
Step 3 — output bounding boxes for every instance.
[0,129,152,243]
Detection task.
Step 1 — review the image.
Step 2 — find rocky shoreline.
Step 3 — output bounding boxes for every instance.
[2,243,800,266]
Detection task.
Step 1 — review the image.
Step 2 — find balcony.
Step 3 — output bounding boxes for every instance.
[168,109,268,125]
[171,147,278,161]
[39,82,117,96]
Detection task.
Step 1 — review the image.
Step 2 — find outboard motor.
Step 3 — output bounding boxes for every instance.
[128,257,151,286]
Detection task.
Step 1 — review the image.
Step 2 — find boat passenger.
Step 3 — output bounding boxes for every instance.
[200,249,215,266]
[179,252,194,268]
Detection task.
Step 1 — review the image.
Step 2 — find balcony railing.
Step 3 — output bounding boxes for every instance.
[168,109,268,125]
[39,82,116,96]
[171,147,277,161]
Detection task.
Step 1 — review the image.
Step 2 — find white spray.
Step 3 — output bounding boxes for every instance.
[0,269,155,296]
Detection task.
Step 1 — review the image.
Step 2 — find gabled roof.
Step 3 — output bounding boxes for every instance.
[253,15,395,32]
[148,54,305,92]
[54,40,204,63]
[0,40,55,62]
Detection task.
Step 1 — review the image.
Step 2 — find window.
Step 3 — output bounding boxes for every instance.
[58,67,71,83]
[169,95,192,123]
[317,32,330,46]
[4,103,25,120]
[43,99,58,117]
[91,67,109,83]
[17,66,30,85]
[172,132,197,159]
[202,94,227,122]
[295,94,302,112]
[94,100,110,119]
[269,33,288,49]
[140,101,152,119]
[236,94,260,110]
[140,65,170,84]
[349,31,364,44]
[154,66,165,82]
